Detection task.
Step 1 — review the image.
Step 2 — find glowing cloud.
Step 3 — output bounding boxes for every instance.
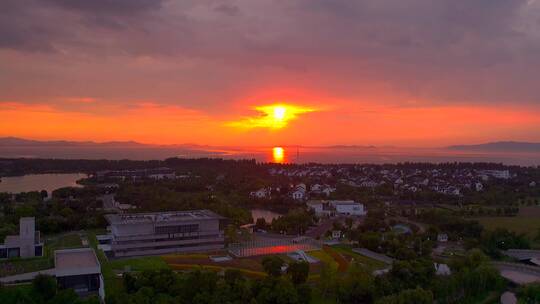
[228,104,315,130]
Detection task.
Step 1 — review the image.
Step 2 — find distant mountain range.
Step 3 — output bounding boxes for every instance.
[0,137,218,160]
[0,137,148,147]
[447,141,540,152]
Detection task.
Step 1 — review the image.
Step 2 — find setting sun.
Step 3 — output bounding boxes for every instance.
[227,103,315,130]
[273,106,286,121]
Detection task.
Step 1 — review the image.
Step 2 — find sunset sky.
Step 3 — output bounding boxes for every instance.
[2,0,540,147]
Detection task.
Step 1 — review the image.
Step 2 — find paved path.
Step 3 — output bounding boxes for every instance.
[0,268,56,284]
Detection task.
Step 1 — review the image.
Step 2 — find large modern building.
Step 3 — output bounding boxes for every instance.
[0,217,44,259]
[96,167,176,181]
[104,210,226,257]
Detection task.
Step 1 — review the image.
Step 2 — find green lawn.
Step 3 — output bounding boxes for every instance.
[331,245,387,271]
[108,256,169,272]
[309,250,338,271]
[0,257,53,277]
[476,217,540,239]
[45,232,83,256]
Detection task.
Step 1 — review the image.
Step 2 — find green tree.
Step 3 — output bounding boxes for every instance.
[262,256,285,277]
[337,263,375,304]
[518,283,540,303]
[32,274,57,301]
[287,261,309,285]
[375,287,433,304]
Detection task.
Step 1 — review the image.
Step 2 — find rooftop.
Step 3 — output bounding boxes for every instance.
[55,248,100,270]
[105,209,224,225]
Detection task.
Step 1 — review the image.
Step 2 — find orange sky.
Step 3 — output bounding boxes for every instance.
[2,99,539,147]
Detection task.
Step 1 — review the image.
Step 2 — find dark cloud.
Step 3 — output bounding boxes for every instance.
[43,0,165,15]
[0,0,539,107]
[214,3,241,16]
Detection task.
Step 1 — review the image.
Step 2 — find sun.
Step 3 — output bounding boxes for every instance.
[226,103,316,130]
[273,106,286,121]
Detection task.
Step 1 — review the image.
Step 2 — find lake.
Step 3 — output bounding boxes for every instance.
[251,209,283,223]
[0,173,87,196]
[2,144,539,165]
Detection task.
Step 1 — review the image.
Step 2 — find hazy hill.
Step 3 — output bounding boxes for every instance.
[447,141,540,152]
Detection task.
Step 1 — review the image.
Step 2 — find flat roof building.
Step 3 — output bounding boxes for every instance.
[104,210,226,257]
[0,247,104,301]
[0,217,44,259]
[55,248,104,299]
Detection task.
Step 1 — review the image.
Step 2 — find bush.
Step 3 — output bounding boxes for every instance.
[32,274,57,300]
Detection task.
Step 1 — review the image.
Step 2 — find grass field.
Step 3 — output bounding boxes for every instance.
[45,232,83,256]
[108,256,169,272]
[331,245,387,271]
[476,216,540,239]
[0,257,53,277]
[309,250,338,271]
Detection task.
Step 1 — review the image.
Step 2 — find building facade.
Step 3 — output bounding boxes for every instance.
[104,210,226,257]
[0,217,44,259]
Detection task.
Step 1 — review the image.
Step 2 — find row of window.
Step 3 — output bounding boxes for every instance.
[114,240,223,255]
[155,224,199,234]
[0,245,42,259]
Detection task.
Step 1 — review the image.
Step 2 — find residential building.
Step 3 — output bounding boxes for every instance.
[96,167,176,181]
[104,210,226,257]
[0,217,44,259]
[434,263,451,276]
[478,169,511,179]
[250,187,271,199]
[291,184,307,201]
[437,233,449,243]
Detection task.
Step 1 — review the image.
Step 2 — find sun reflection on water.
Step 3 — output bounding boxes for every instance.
[272,147,285,163]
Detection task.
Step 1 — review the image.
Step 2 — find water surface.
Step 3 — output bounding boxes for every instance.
[0,173,87,195]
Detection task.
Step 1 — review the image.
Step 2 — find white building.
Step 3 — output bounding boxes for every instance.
[0,217,44,259]
[437,233,448,243]
[291,189,306,201]
[434,263,451,276]
[291,184,307,201]
[250,188,271,199]
[307,200,367,217]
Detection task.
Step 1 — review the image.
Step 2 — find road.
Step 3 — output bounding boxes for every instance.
[492,262,540,285]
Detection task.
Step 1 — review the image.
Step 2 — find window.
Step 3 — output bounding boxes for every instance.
[35,245,43,257]
[7,248,20,258]
[156,224,199,234]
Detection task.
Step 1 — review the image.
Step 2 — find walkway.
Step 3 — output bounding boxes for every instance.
[0,268,56,284]
[492,262,540,285]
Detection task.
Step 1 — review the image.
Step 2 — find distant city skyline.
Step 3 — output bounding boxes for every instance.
[2,0,540,146]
